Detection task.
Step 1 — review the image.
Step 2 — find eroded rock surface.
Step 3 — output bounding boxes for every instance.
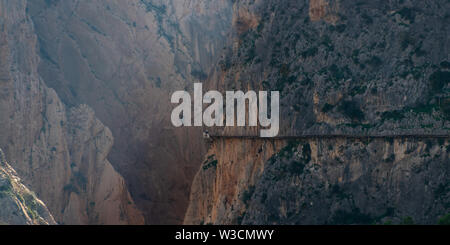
[0,148,56,225]
[0,0,143,224]
[185,0,449,225]
[27,0,233,224]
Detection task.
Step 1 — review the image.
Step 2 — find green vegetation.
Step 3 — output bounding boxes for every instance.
[350,85,367,96]
[289,158,305,175]
[237,213,246,225]
[260,193,267,204]
[320,35,334,51]
[62,170,87,194]
[397,7,415,23]
[384,154,395,163]
[1,170,41,221]
[341,122,374,130]
[383,220,393,225]
[202,155,218,170]
[242,186,255,207]
[277,140,299,160]
[274,64,297,92]
[301,143,311,163]
[63,183,80,194]
[400,216,415,225]
[441,97,450,119]
[413,45,427,57]
[412,103,438,114]
[366,55,383,68]
[141,0,166,15]
[268,141,311,178]
[381,110,405,121]
[327,64,351,82]
[335,24,347,33]
[330,206,399,225]
[400,32,414,50]
[434,183,449,199]
[430,70,450,93]
[351,49,360,64]
[438,213,450,225]
[0,175,13,198]
[381,96,449,122]
[44,0,58,7]
[361,13,373,25]
[338,100,365,122]
[245,45,257,64]
[191,70,208,81]
[322,103,334,113]
[73,171,87,191]
[331,208,373,225]
[286,143,310,175]
[440,61,450,69]
[301,47,318,58]
[331,184,350,200]
[22,192,39,221]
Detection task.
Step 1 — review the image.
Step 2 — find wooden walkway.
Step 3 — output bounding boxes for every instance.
[209,134,450,140]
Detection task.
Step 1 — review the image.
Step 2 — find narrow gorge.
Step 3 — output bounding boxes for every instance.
[0,0,448,225]
[1,0,234,224]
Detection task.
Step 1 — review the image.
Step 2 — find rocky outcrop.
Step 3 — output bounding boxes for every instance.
[184,139,285,224]
[0,148,56,225]
[208,0,450,136]
[0,0,143,224]
[61,105,144,224]
[185,0,449,225]
[27,0,233,224]
[243,138,449,225]
[309,0,340,24]
[185,137,449,225]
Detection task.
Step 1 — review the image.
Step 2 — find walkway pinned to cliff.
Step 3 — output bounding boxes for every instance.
[209,134,450,140]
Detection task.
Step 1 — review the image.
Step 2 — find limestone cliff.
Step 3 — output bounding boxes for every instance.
[185,138,449,225]
[243,138,449,225]
[0,148,56,225]
[207,0,449,136]
[185,0,449,225]
[184,139,286,224]
[0,0,143,224]
[27,0,233,224]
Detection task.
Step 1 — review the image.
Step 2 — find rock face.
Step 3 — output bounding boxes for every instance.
[186,137,449,225]
[0,0,143,224]
[309,0,340,24]
[0,148,56,225]
[184,139,286,224]
[185,0,449,225]
[1,0,448,225]
[244,138,449,225]
[27,0,233,224]
[208,0,449,136]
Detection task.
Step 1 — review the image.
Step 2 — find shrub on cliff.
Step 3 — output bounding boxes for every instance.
[438,213,450,225]
[339,100,365,122]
